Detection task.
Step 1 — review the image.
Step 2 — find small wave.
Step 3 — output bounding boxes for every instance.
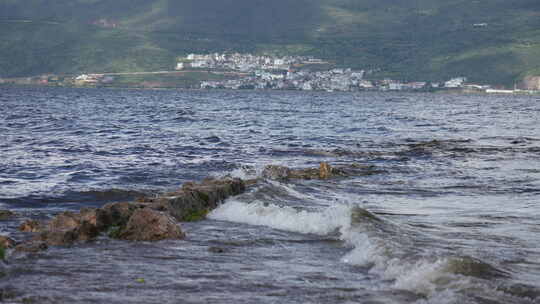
[210,199,519,302]
[209,200,351,235]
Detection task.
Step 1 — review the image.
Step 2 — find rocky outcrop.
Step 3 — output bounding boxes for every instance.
[399,139,476,157]
[37,211,101,246]
[100,202,138,228]
[13,163,372,249]
[262,162,384,181]
[261,165,292,180]
[14,241,48,253]
[0,235,15,261]
[17,177,246,247]
[0,236,15,249]
[0,210,15,221]
[46,211,84,231]
[145,178,246,221]
[118,209,185,241]
[19,220,43,233]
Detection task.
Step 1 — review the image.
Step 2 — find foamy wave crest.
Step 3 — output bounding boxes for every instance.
[209,199,512,301]
[340,222,471,297]
[209,199,352,235]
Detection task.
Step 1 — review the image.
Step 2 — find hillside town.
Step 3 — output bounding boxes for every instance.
[176,53,327,72]
[178,52,530,93]
[180,53,484,92]
[2,52,540,94]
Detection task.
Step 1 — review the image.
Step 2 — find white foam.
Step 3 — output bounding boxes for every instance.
[209,199,471,300]
[225,167,258,180]
[340,228,469,297]
[209,199,352,235]
[341,234,384,266]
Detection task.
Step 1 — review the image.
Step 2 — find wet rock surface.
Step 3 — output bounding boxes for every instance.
[0,236,16,249]
[14,241,48,253]
[37,211,101,246]
[147,178,246,221]
[19,220,43,233]
[118,208,185,241]
[261,165,292,180]
[14,177,247,248]
[0,210,15,221]
[100,202,139,228]
[10,164,373,249]
[262,162,384,181]
[208,246,229,253]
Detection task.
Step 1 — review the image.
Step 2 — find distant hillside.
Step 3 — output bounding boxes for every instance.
[1,0,540,85]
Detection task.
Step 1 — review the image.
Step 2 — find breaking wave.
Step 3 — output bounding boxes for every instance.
[209,191,532,303]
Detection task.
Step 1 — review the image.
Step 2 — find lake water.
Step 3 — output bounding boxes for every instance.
[1,87,539,303]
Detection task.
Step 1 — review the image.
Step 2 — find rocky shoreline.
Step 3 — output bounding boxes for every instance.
[2,136,534,258]
[0,162,380,259]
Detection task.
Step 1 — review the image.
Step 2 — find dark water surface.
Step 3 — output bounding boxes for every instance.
[1,87,540,303]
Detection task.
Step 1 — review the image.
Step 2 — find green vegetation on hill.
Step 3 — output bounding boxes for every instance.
[1,0,540,85]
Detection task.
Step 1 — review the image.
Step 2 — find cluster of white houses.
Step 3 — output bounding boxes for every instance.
[202,68,368,91]
[176,53,326,72]
[201,73,478,92]
[182,53,490,92]
[65,52,532,93]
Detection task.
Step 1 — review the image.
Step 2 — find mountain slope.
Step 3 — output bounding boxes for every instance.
[1,0,540,85]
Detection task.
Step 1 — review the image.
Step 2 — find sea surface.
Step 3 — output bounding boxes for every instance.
[1,87,539,303]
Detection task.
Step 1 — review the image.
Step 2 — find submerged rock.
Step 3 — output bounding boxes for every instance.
[38,229,78,246]
[319,162,332,179]
[0,210,15,221]
[350,206,381,223]
[262,162,384,181]
[0,236,16,249]
[400,139,477,157]
[118,208,185,241]
[444,256,509,279]
[0,287,19,302]
[14,241,48,253]
[208,246,228,253]
[261,165,292,180]
[17,177,247,247]
[19,220,44,233]
[46,211,82,231]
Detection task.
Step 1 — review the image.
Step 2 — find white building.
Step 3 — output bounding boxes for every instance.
[191,60,208,68]
[274,58,285,66]
[187,54,210,61]
[388,82,404,91]
[351,71,364,79]
[302,82,314,91]
[358,80,374,89]
[445,77,467,88]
